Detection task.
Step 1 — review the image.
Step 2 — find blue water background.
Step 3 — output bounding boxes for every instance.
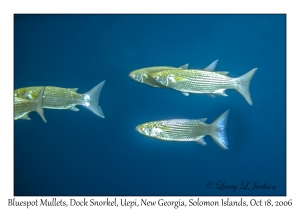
[14,14,286,196]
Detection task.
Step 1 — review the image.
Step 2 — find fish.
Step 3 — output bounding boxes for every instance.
[128,64,189,88]
[14,80,106,118]
[14,86,47,123]
[152,65,258,105]
[128,60,219,89]
[136,110,230,150]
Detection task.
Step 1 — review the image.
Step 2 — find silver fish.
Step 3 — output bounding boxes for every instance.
[152,63,258,105]
[128,60,219,90]
[14,81,106,118]
[136,110,230,150]
[14,87,47,123]
[128,64,189,88]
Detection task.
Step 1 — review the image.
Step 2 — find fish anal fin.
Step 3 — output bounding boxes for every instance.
[195,135,207,146]
[213,89,228,96]
[20,114,31,120]
[208,94,216,98]
[70,106,80,111]
[182,92,189,96]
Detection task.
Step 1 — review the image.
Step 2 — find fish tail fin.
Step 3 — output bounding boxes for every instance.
[83,80,105,118]
[235,68,258,105]
[34,87,47,123]
[210,110,229,149]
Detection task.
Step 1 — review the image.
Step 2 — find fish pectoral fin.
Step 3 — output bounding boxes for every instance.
[195,135,207,146]
[208,94,216,98]
[34,87,47,123]
[27,93,38,100]
[70,106,80,111]
[179,64,189,69]
[20,114,31,120]
[216,71,229,75]
[173,76,187,82]
[181,92,189,96]
[213,89,228,97]
[203,59,219,71]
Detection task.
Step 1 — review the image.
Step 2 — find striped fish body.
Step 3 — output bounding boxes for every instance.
[14,86,83,110]
[136,110,230,150]
[14,81,106,118]
[153,69,236,96]
[136,119,211,142]
[152,68,258,105]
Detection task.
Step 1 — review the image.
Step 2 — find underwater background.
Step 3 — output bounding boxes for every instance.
[14,14,286,196]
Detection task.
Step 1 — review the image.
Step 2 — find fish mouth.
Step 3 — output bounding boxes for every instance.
[135,126,142,134]
[129,72,136,79]
[135,125,141,132]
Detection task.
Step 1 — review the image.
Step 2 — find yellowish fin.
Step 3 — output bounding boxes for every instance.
[173,76,188,82]
[83,80,106,118]
[235,68,258,106]
[35,87,47,123]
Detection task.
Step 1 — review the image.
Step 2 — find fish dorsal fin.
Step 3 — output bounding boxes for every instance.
[216,71,229,75]
[198,118,207,122]
[179,64,189,69]
[195,135,207,146]
[203,59,219,71]
[68,88,79,92]
[181,92,189,96]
